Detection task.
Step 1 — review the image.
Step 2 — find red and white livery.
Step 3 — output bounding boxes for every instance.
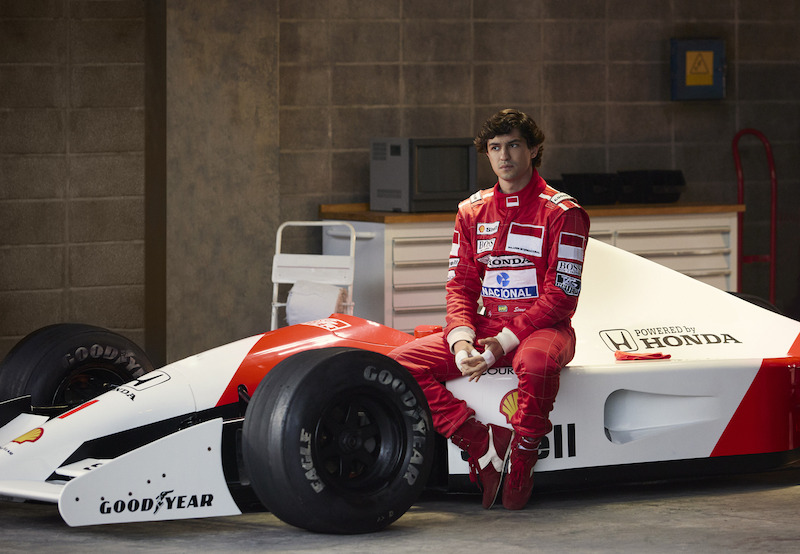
[0,238,798,533]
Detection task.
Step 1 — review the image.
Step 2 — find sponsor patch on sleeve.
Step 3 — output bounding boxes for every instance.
[557,232,585,262]
[450,230,460,256]
[555,273,581,296]
[556,260,583,276]
[550,192,576,205]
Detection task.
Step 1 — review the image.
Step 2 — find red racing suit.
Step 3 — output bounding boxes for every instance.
[390,170,590,440]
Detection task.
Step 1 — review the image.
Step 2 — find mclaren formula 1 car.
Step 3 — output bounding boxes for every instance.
[1,239,799,534]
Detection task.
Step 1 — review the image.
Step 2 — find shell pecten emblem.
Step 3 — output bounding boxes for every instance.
[500,389,519,423]
[12,428,44,444]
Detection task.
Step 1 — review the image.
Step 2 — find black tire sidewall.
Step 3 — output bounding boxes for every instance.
[242,347,433,534]
[729,292,781,314]
[0,324,153,407]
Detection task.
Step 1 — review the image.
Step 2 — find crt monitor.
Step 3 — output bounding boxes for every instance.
[370,137,477,213]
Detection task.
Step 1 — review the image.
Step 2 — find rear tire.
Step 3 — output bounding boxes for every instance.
[729,292,781,314]
[0,324,153,408]
[242,347,433,534]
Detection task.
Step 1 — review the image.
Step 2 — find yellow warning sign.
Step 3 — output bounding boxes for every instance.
[686,51,713,86]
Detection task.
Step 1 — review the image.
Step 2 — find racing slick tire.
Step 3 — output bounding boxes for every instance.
[730,292,781,314]
[242,347,434,534]
[0,323,153,409]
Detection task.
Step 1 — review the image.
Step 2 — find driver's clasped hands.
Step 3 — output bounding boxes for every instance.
[454,338,503,382]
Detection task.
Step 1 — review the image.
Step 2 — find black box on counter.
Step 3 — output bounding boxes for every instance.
[557,170,685,205]
[617,170,685,204]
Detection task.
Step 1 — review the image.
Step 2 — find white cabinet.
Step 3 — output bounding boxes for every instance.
[322,204,742,329]
[588,208,739,292]
[323,218,453,332]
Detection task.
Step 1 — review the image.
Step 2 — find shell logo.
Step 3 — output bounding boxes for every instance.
[500,389,519,423]
[12,427,44,444]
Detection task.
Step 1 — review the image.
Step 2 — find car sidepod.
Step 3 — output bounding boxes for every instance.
[445,239,800,486]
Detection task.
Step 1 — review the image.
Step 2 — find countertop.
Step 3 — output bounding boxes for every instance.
[319,202,745,224]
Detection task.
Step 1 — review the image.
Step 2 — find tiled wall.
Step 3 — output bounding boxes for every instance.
[1,1,145,357]
[2,0,799,362]
[164,0,279,362]
[278,0,800,314]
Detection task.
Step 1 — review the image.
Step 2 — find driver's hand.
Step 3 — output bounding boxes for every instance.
[454,338,503,382]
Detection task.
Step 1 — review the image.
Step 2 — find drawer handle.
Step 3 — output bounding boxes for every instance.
[682,269,731,278]
[393,237,453,246]
[393,283,446,291]
[393,261,448,269]
[394,305,447,314]
[636,248,731,257]
[616,226,730,237]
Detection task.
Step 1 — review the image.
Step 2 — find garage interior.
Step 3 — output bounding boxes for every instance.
[2,0,799,363]
[1,1,799,549]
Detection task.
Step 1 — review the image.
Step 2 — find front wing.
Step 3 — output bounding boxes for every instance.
[0,418,240,526]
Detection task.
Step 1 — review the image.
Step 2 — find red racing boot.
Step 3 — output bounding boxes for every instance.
[450,418,514,509]
[502,434,540,510]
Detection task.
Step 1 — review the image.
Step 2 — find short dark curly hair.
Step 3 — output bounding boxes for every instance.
[474,109,545,167]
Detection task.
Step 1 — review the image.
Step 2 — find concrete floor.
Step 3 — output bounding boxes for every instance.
[2,467,800,553]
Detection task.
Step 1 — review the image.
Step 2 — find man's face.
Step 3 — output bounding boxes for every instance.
[486,128,538,187]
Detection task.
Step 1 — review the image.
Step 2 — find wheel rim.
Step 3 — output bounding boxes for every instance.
[313,390,405,494]
[52,366,131,407]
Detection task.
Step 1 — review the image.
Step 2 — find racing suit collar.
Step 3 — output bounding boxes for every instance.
[492,170,546,210]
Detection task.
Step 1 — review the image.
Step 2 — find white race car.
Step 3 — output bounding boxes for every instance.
[1,239,798,534]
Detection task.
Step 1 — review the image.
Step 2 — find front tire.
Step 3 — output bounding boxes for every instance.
[0,324,153,408]
[242,347,433,534]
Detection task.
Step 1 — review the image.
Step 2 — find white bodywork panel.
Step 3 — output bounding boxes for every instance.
[571,240,800,363]
[0,412,48,446]
[0,369,196,484]
[162,334,263,409]
[1,237,797,524]
[447,358,760,475]
[0,333,262,501]
[58,418,240,526]
[0,419,240,525]
[445,239,800,477]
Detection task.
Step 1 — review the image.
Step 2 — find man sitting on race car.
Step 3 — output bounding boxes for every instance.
[390,109,590,510]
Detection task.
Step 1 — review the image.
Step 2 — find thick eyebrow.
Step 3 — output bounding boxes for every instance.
[488,138,523,148]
